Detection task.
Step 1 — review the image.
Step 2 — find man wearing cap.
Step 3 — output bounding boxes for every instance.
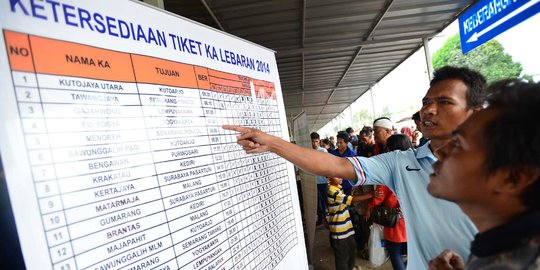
[223,66,486,269]
[372,117,394,154]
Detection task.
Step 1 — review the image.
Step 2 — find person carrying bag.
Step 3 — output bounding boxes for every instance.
[371,204,402,227]
[367,185,407,270]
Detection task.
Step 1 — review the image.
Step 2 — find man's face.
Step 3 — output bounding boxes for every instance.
[336,138,347,151]
[414,119,422,132]
[420,79,474,140]
[373,127,391,144]
[311,138,320,149]
[322,141,329,149]
[360,133,371,145]
[428,109,498,203]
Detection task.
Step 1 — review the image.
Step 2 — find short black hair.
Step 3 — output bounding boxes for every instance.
[346,127,354,133]
[310,132,320,140]
[386,134,413,151]
[322,138,330,145]
[361,126,373,134]
[431,66,487,109]
[336,131,350,143]
[359,130,370,137]
[412,111,420,121]
[483,79,540,210]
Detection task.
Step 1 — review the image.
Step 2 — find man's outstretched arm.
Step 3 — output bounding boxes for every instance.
[222,125,357,180]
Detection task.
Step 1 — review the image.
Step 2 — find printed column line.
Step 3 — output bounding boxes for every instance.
[128,53,180,270]
[26,32,79,270]
[3,29,74,270]
[192,65,233,270]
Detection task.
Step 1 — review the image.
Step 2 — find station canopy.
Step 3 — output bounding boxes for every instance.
[163,0,474,131]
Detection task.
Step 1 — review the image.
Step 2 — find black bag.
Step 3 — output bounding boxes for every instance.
[371,206,401,227]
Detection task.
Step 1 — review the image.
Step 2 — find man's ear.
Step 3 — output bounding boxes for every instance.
[472,106,483,113]
[494,166,540,194]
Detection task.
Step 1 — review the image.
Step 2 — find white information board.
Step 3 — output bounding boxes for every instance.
[0,1,308,269]
[292,112,310,149]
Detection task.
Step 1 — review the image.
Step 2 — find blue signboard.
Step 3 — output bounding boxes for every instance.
[459,0,540,54]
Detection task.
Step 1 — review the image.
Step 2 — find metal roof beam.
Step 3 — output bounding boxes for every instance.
[287,101,351,109]
[316,0,396,124]
[301,0,306,107]
[366,0,396,40]
[301,0,306,47]
[283,83,370,95]
[200,0,225,31]
[336,0,396,88]
[276,34,425,56]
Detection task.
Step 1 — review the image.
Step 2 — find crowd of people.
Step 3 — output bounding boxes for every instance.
[312,116,415,270]
[224,65,540,270]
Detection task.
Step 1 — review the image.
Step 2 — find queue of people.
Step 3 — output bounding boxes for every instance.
[313,110,419,269]
[224,65,540,270]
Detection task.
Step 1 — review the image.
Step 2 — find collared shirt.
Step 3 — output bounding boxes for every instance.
[347,142,355,152]
[346,142,477,270]
[327,184,354,239]
[330,147,356,190]
[467,210,540,269]
[315,146,328,184]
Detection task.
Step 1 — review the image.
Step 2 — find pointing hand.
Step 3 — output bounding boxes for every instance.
[222,125,274,154]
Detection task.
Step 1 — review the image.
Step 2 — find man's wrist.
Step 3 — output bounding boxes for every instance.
[267,136,284,153]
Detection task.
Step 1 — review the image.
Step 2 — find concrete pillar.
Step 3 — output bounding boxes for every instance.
[423,37,433,81]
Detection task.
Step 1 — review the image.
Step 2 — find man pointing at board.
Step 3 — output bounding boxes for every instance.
[223,66,487,269]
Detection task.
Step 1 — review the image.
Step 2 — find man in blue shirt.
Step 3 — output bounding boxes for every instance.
[428,80,540,269]
[223,66,487,269]
[330,132,356,195]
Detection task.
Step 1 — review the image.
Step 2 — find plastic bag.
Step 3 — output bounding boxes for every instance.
[368,223,386,266]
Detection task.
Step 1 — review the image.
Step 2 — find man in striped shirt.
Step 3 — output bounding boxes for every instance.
[327,176,374,270]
